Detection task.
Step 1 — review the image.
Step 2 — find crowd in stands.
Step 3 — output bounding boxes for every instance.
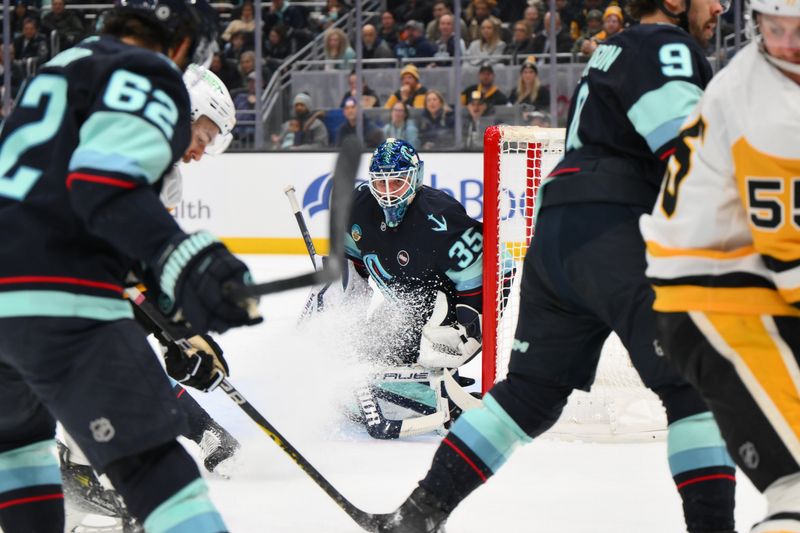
[0,0,738,150]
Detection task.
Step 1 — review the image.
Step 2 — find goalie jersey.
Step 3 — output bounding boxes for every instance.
[543,23,713,210]
[641,42,800,316]
[344,183,483,325]
[0,36,191,320]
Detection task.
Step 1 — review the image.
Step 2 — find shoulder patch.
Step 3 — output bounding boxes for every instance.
[351,224,362,242]
[427,213,448,232]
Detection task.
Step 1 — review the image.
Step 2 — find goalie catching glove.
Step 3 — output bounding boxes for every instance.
[156,330,229,393]
[417,292,482,369]
[153,231,262,334]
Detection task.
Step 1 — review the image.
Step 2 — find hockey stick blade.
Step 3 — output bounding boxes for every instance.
[227,137,362,300]
[124,286,384,532]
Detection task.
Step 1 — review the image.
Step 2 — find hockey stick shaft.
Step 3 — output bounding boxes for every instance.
[284,185,317,270]
[124,286,381,531]
[227,138,360,301]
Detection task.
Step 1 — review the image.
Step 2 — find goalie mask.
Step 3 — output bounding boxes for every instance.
[183,64,235,155]
[368,138,424,228]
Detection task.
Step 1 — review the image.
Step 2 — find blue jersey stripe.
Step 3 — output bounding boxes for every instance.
[69,111,172,184]
[0,290,133,320]
[627,80,703,153]
[667,411,727,454]
[668,446,736,475]
[144,479,225,533]
[0,441,61,493]
[446,253,483,291]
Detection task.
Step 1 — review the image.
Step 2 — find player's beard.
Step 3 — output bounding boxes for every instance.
[689,14,717,47]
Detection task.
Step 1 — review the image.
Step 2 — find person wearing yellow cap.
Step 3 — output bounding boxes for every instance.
[384,64,429,109]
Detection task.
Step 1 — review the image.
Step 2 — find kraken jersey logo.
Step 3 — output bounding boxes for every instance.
[428,214,447,232]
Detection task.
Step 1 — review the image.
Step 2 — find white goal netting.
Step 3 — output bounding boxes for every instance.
[482,125,666,442]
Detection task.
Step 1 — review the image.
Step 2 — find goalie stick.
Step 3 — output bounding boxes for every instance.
[225,137,360,301]
[124,285,384,532]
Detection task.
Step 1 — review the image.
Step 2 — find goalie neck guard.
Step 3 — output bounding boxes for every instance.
[368,138,425,228]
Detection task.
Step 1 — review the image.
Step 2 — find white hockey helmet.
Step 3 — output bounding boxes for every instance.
[183,63,235,155]
[748,0,800,75]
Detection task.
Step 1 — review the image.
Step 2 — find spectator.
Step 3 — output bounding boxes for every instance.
[462,89,493,151]
[507,20,538,65]
[523,5,543,34]
[233,71,257,145]
[11,1,39,39]
[265,0,307,33]
[464,17,506,66]
[378,11,401,50]
[237,50,257,86]
[272,92,329,149]
[223,30,251,62]
[318,0,349,30]
[395,20,437,60]
[209,52,243,92]
[222,1,256,42]
[340,71,380,108]
[384,64,428,109]
[383,102,420,147]
[595,6,625,41]
[499,0,529,23]
[41,0,84,50]
[466,0,501,43]
[532,12,574,56]
[572,9,604,58]
[570,0,605,41]
[336,97,384,148]
[393,0,434,26]
[460,63,508,107]
[508,57,550,110]
[433,13,466,65]
[419,89,455,149]
[273,117,301,149]
[426,1,468,43]
[361,23,395,67]
[323,27,356,70]
[264,24,291,70]
[13,17,48,74]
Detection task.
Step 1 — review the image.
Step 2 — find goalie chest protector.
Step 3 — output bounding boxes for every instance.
[345,184,483,306]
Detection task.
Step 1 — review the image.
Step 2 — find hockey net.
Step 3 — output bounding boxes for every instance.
[481,125,667,442]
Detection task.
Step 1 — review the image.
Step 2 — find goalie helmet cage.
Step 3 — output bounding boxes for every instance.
[481,125,667,442]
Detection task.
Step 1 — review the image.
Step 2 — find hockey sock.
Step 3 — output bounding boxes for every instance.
[420,393,531,512]
[143,478,226,533]
[173,384,214,443]
[668,412,736,533]
[0,440,64,533]
[104,440,225,531]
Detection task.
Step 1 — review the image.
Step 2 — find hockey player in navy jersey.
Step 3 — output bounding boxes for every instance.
[0,1,261,532]
[321,139,486,439]
[58,63,243,531]
[375,0,738,530]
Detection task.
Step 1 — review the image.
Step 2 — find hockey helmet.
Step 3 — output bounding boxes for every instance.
[183,64,235,155]
[748,0,800,75]
[112,0,219,67]
[368,138,424,228]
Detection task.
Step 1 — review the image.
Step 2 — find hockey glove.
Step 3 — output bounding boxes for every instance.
[154,232,262,334]
[160,334,229,392]
[418,323,481,369]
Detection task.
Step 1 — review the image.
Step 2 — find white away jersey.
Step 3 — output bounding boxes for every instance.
[641,42,800,316]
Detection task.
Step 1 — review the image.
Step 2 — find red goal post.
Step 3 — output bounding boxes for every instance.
[480,125,666,441]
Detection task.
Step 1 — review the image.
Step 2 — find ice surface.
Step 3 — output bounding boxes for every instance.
[69,255,766,532]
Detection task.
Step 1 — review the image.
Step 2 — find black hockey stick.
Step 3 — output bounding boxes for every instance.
[124,285,384,532]
[225,137,360,301]
[284,184,317,270]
